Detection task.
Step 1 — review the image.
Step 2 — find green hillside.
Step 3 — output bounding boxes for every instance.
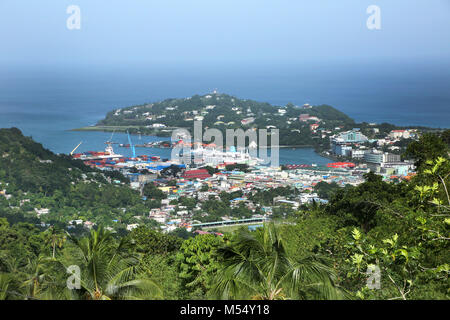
[92,93,355,147]
[0,128,152,231]
[0,128,127,195]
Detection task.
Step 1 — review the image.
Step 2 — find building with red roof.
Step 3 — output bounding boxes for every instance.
[327,162,355,169]
[182,169,211,180]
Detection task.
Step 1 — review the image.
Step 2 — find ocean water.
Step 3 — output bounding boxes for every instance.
[0,61,448,165]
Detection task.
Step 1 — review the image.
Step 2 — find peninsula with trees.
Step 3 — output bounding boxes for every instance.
[73,93,442,153]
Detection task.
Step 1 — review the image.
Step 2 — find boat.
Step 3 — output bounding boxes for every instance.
[72,142,123,161]
[186,144,265,167]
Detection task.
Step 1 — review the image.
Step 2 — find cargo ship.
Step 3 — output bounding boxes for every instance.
[72,142,124,161]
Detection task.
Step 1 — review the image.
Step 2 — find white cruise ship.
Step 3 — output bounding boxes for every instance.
[189,144,264,167]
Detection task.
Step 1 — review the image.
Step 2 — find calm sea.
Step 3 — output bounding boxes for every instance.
[0,60,448,165]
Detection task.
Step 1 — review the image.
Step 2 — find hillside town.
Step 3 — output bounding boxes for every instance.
[63,121,419,234]
[327,127,417,177]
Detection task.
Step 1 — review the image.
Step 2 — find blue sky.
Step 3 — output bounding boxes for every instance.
[0,0,449,68]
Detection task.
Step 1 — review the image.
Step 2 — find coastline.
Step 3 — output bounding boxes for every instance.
[70,125,173,137]
[72,126,321,149]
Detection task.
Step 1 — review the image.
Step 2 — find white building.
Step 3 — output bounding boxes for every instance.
[126,224,139,231]
[389,130,411,139]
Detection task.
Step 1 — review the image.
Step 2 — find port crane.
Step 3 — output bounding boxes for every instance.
[127,131,136,158]
[70,141,83,156]
[106,130,116,144]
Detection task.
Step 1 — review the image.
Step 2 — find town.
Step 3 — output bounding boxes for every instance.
[63,121,418,234]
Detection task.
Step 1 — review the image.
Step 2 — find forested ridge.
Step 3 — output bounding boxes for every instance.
[0,128,155,233]
[94,93,359,148]
[98,94,355,128]
[0,128,129,195]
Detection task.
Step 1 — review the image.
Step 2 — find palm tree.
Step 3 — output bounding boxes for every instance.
[0,274,11,300]
[0,250,70,300]
[44,226,66,259]
[0,252,26,300]
[0,252,21,275]
[64,226,162,300]
[212,223,348,300]
[22,255,55,299]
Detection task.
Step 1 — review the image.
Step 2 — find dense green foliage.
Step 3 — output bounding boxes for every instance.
[0,128,128,196]
[98,94,354,129]
[405,132,450,170]
[314,181,341,200]
[0,128,153,230]
[248,186,297,206]
[212,223,347,299]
